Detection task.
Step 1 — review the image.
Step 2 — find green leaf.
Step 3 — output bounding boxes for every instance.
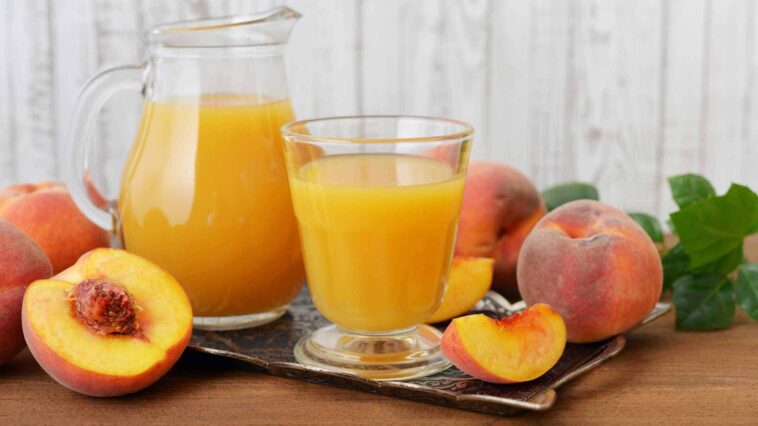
[694,244,743,276]
[668,174,716,208]
[673,274,735,331]
[628,212,664,243]
[670,184,758,268]
[541,182,599,211]
[666,218,677,235]
[736,263,758,320]
[662,244,743,293]
[662,244,690,292]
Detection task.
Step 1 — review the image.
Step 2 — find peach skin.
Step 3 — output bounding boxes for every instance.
[454,162,545,299]
[441,303,566,383]
[0,182,110,273]
[22,248,192,397]
[0,221,53,365]
[517,200,663,343]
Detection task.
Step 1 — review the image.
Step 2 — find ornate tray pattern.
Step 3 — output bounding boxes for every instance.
[189,289,671,417]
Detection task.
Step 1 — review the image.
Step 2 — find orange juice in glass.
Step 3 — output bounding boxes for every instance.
[282,116,473,381]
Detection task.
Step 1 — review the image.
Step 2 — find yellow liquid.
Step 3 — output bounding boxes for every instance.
[289,154,465,332]
[119,95,305,317]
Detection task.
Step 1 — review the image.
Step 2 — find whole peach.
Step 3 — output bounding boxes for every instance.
[517,200,663,343]
[0,221,53,365]
[0,182,110,273]
[455,162,545,299]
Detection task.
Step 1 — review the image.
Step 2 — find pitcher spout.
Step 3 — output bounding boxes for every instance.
[147,6,301,48]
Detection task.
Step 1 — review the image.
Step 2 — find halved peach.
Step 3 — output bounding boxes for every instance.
[427,257,494,324]
[441,303,567,383]
[22,248,192,397]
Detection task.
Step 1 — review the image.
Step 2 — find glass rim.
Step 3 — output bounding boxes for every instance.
[280,115,474,144]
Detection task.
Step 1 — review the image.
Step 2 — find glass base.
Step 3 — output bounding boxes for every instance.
[193,306,287,331]
[294,323,451,381]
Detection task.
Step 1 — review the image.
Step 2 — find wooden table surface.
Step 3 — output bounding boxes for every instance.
[2,237,757,425]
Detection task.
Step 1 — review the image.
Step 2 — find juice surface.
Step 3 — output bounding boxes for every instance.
[289,154,465,332]
[119,95,305,317]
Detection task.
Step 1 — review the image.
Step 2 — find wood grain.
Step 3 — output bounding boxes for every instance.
[701,0,754,194]
[571,1,663,214]
[528,0,574,191]
[2,236,756,424]
[1,0,757,216]
[286,0,361,118]
[487,0,531,166]
[440,0,491,161]
[359,0,404,115]
[657,0,707,217]
[5,0,57,183]
[0,1,14,184]
[91,0,142,196]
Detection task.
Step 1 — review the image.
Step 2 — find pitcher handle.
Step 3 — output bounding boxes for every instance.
[63,64,145,233]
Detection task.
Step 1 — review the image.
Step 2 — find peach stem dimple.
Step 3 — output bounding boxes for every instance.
[72,279,139,336]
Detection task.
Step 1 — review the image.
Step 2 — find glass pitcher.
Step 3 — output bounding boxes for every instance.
[63,7,305,331]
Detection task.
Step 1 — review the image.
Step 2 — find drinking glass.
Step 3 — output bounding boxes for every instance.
[281,116,473,380]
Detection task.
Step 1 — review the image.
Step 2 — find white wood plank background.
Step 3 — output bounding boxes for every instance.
[0,0,756,218]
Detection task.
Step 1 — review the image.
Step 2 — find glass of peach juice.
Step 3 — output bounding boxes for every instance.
[282,116,473,380]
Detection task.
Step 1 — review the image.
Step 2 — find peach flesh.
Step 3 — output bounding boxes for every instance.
[22,248,192,397]
[441,303,567,383]
[426,257,493,324]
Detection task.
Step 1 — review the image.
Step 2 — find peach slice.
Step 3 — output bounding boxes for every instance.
[22,248,193,397]
[441,304,567,383]
[427,257,494,324]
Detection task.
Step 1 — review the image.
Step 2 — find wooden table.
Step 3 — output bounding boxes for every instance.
[2,238,757,424]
